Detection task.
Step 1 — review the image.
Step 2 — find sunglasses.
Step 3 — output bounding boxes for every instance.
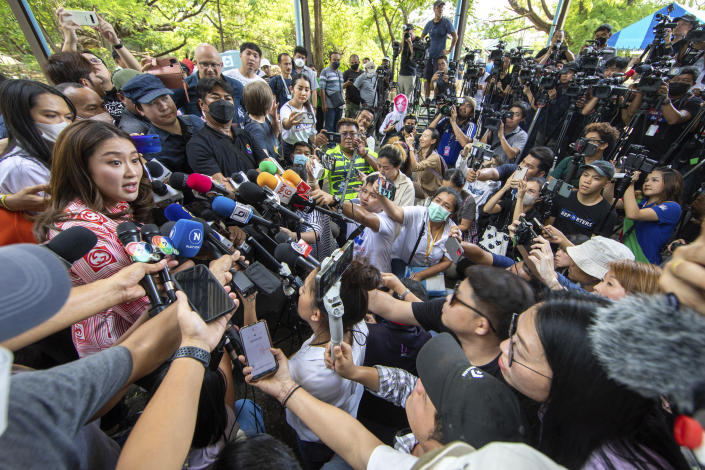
[507,313,552,379]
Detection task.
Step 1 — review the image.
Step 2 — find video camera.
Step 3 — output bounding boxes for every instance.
[592,74,630,99]
[508,47,531,66]
[634,61,674,94]
[534,177,573,221]
[488,41,507,67]
[466,141,494,170]
[412,37,430,63]
[613,145,658,197]
[653,12,679,42]
[565,73,600,98]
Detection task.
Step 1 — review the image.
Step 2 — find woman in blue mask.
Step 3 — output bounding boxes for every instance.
[380,186,460,283]
[0,80,75,244]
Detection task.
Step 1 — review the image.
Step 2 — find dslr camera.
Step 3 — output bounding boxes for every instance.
[483,106,513,131]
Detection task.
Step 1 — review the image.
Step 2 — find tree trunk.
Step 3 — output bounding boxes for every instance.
[313,0,324,70]
[370,2,387,55]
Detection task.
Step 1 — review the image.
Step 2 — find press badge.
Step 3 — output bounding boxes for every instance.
[646,124,659,136]
[443,145,451,156]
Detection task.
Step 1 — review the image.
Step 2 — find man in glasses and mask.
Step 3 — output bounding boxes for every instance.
[186,78,268,190]
[122,73,204,174]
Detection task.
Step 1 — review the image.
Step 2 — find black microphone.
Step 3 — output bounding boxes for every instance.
[274,231,321,266]
[141,223,178,303]
[145,159,170,180]
[151,180,168,196]
[116,221,167,316]
[589,294,705,412]
[274,242,320,273]
[238,182,304,224]
[246,169,260,183]
[290,193,356,225]
[42,226,97,267]
[169,172,189,192]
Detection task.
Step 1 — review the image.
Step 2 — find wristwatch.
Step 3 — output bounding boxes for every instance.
[172,346,210,367]
[113,42,124,50]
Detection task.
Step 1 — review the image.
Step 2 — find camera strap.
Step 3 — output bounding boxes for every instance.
[490,129,520,150]
[407,221,427,266]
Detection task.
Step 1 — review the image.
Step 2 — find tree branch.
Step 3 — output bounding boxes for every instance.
[488,15,529,22]
[540,0,554,20]
[176,0,209,22]
[498,26,533,38]
[155,38,187,57]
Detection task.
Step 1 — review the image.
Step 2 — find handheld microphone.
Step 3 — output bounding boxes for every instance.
[169,172,189,191]
[116,222,167,316]
[274,242,319,274]
[187,173,230,196]
[239,182,304,224]
[159,221,176,237]
[211,195,276,228]
[257,172,296,204]
[141,223,178,302]
[168,219,204,258]
[623,68,636,81]
[145,159,171,181]
[273,231,320,266]
[282,169,311,195]
[164,202,196,222]
[589,294,705,412]
[42,226,98,267]
[259,160,279,175]
[246,169,260,183]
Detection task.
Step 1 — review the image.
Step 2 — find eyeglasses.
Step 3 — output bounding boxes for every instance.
[507,313,552,379]
[450,281,497,333]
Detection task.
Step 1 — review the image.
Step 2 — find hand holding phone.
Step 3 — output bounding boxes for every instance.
[239,321,278,381]
[65,10,99,26]
[173,264,236,322]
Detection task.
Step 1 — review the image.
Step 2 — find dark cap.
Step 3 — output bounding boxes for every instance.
[433,0,445,7]
[121,73,174,104]
[559,61,579,73]
[580,159,615,179]
[677,13,698,25]
[0,244,71,342]
[595,23,613,33]
[112,68,140,92]
[416,333,527,447]
[404,23,415,31]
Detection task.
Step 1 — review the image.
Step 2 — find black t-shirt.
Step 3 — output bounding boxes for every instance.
[535,46,572,64]
[343,68,363,104]
[550,191,617,237]
[186,124,266,177]
[399,42,417,76]
[411,299,503,380]
[643,93,703,158]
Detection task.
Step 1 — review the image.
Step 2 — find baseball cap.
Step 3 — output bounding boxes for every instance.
[595,23,613,33]
[676,13,698,25]
[121,73,174,104]
[0,244,72,342]
[404,23,415,31]
[416,333,527,447]
[112,68,140,92]
[434,0,445,7]
[566,236,635,279]
[413,441,567,470]
[261,58,271,67]
[580,160,615,179]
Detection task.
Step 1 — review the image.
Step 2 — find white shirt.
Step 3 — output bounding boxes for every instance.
[0,148,50,194]
[391,205,456,267]
[223,68,266,87]
[286,321,368,442]
[353,211,398,273]
[280,101,317,145]
[367,445,418,470]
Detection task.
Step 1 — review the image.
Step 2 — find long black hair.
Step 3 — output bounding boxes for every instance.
[535,293,688,469]
[0,79,76,167]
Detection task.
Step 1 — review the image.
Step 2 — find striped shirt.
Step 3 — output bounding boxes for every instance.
[323,145,376,200]
[49,199,150,357]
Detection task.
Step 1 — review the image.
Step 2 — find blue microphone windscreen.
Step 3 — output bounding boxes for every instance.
[164,203,194,222]
[169,219,204,258]
[211,195,236,217]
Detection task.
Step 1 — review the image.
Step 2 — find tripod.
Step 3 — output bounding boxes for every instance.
[553,96,583,160]
[607,92,665,162]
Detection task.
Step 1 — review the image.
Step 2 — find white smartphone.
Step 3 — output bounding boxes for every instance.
[513,167,528,181]
[66,10,99,27]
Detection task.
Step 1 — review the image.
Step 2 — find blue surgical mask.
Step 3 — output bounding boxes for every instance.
[428,201,450,222]
[331,61,340,69]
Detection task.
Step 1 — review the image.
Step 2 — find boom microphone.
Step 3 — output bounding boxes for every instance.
[42,226,97,267]
[589,294,705,412]
[116,222,167,316]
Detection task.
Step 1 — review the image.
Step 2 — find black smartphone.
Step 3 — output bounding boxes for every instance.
[377,176,397,200]
[239,320,278,381]
[445,237,463,263]
[232,270,257,297]
[326,131,342,143]
[173,264,236,322]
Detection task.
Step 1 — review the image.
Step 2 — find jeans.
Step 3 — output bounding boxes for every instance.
[234,399,265,436]
[324,106,343,134]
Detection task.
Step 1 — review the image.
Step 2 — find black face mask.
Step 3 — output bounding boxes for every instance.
[350,63,359,71]
[669,82,691,96]
[208,100,235,124]
[404,124,415,133]
[595,37,607,47]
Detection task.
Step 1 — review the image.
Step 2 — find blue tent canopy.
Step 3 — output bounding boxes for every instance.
[608,3,705,50]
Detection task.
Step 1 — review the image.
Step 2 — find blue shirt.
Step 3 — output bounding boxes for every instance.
[633,200,681,264]
[422,18,455,59]
[436,117,477,167]
[173,72,247,125]
[269,75,292,111]
[144,115,205,173]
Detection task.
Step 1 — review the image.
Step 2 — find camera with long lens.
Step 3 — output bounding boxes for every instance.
[592,74,629,99]
[412,37,430,63]
[483,106,513,131]
[634,61,674,94]
[614,145,658,197]
[533,178,573,221]
[565,74,599,97]
[514,216,539,251]
[489,41,507,66]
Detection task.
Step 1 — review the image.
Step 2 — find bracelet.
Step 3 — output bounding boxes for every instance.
[399,288,411,300]
[113,42,124,50]
[0,194,8,210]
[172,346,210,368]
[281,384,302,407]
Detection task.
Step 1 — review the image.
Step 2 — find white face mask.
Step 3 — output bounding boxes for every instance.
[522,194,536,207]
[366,71,375,78]
[35,121,70,143]
[294,58,305,68]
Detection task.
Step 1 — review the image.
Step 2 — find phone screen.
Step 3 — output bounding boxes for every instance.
[239,321,277,379]
[174,265,236,322]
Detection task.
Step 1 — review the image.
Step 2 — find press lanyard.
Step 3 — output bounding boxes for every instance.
[425,218,443,262]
